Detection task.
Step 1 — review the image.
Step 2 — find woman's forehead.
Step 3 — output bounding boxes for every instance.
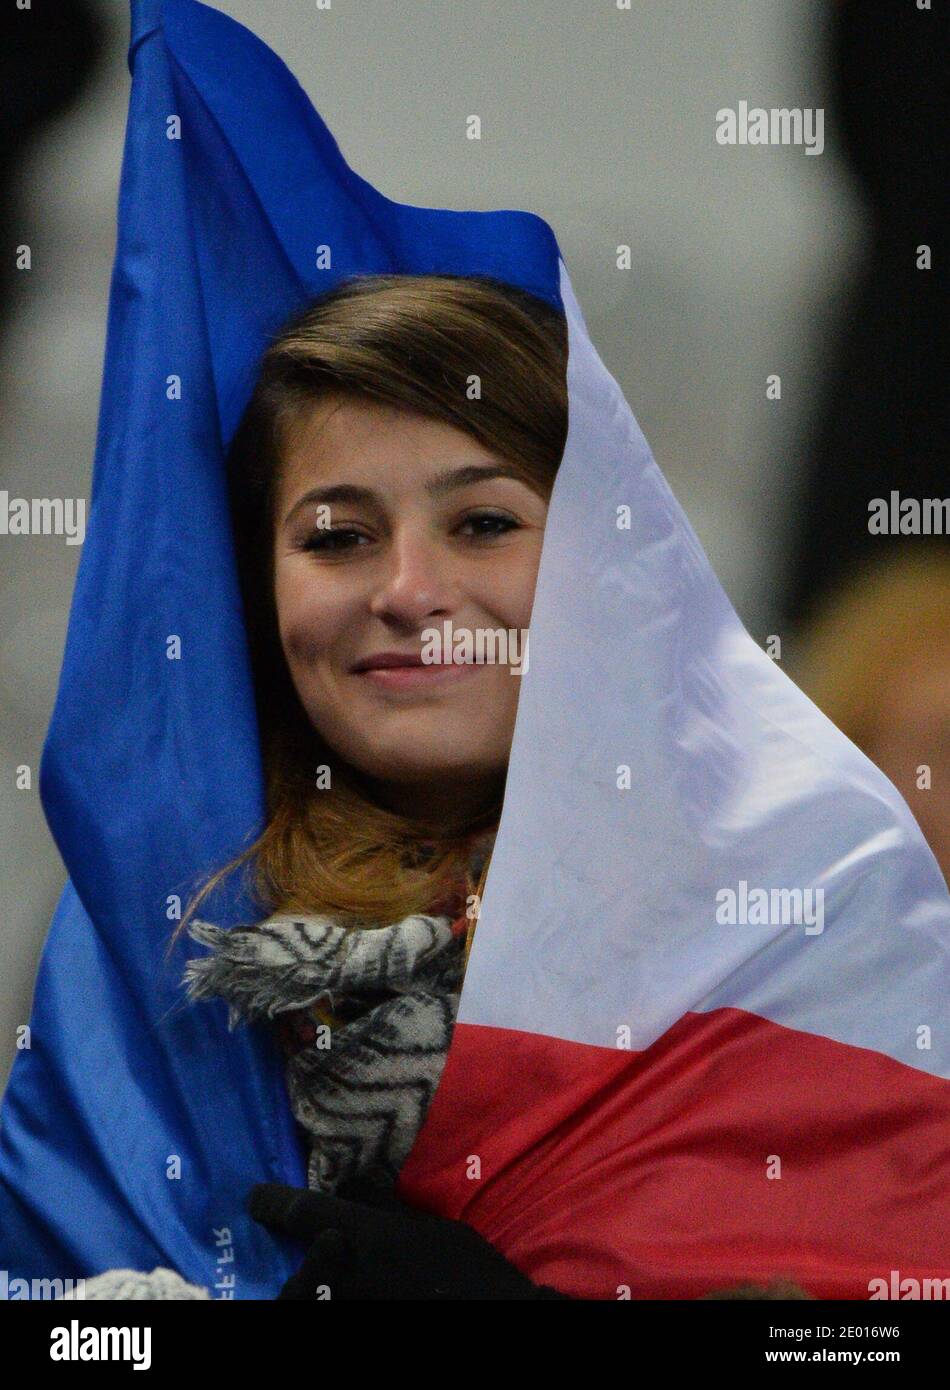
[276,399,517,508]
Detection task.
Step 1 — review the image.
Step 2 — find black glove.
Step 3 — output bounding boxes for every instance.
[248,1180,572,1300]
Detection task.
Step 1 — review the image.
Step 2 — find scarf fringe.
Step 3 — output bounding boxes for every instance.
[179,874,487,1194]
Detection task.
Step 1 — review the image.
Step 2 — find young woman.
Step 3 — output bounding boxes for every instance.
[73,271,572,1300]
[66,270,810,1302]
[175,272,569,1221]
[182,270,567,935]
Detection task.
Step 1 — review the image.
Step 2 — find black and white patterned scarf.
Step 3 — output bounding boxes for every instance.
[182,908,468,1197]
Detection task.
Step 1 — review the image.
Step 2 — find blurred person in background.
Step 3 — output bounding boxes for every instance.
[791,546,950,890]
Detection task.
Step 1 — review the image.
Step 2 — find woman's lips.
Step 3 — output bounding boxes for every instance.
[355,662,483,691]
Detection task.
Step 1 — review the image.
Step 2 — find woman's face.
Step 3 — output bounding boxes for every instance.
[272,392,550,824]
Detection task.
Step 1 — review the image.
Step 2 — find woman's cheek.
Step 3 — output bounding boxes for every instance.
[280,603,341,670]
[275,563,336,668]
[493,551,543,634]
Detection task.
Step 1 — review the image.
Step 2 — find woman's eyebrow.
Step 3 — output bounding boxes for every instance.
[281,463,524,528]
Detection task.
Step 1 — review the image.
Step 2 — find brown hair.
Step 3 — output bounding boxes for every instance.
[167,272,567,955]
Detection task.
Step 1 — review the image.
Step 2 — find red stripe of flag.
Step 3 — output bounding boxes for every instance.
[397,1008,950,1299]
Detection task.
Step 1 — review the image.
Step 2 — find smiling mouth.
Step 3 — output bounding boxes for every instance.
[354,662,483,691]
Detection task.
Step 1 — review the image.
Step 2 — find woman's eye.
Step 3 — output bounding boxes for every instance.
[459,512,519,539]
[297,513,517,553]
[300,527,369,554]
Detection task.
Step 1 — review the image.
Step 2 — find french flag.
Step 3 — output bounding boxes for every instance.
[0,0,947,1300]
[395,260,950,1299]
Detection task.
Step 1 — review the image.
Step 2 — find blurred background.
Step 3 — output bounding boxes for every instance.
[1,0,946,1089]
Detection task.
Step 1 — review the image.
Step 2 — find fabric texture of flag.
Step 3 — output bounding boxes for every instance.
[0,0,947,1300]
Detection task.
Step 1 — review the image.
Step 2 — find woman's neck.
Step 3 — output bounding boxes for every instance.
[352,767,505,836]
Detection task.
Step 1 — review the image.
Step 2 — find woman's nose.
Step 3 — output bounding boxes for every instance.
[367,528,457,625]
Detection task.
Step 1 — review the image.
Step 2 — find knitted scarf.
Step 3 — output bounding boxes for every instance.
[181,843,490,1198]
[182,910,466,1196]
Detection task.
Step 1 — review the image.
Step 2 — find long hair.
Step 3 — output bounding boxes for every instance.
[168,273,568,953]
